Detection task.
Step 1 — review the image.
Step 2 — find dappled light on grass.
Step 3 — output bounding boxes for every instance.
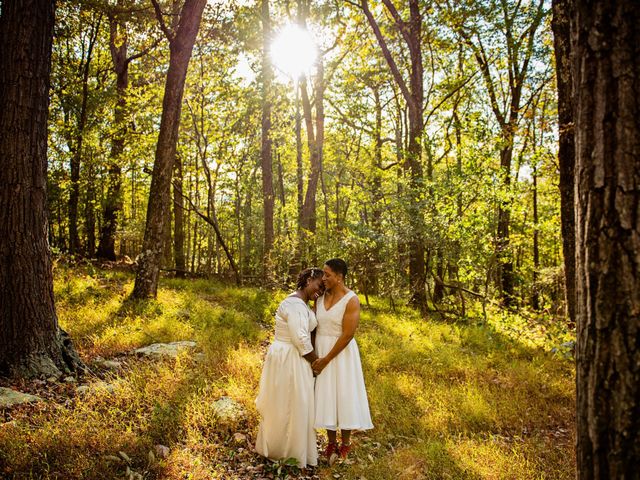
[0,266,574,479]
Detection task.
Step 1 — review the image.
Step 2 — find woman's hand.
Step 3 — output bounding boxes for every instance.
[312,357,330,375]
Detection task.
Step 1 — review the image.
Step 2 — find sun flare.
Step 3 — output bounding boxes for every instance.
[270,24,317,79]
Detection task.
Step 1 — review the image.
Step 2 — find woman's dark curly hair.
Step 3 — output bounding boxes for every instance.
[296,267,324,290]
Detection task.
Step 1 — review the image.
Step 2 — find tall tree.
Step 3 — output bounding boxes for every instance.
[0,0,84,377]
[132,0,206,298]
[360,0,427,310]
[293,0,326,266]
[455,0,547,306]
[68,11,102,256]
[570,0,640,477]
[97,2,156,260]
[173,153,186,276]
[260,0,275,280]
[299,65,325,237]
[551,0,576,325]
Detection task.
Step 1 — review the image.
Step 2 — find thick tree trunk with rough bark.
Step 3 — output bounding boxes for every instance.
[571,1,640,477]
[132,0,206,298]
[552,0,576,326]
[260,0,275,280]
[0,0,84,378]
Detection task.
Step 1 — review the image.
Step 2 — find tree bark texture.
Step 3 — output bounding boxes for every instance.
[552,0,577,326]
[132,0,206,298]
[0,0,84,377]
[571,1,640,477]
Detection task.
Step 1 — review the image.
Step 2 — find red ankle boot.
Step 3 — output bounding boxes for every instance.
[339,443,352,459]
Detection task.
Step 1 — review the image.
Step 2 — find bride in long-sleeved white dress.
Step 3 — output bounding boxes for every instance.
[255,268,324,468]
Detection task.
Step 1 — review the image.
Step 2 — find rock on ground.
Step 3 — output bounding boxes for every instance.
[133,341,197,359]
[76,381,115,396]
[0,387,43,408]
[212,396,245,423]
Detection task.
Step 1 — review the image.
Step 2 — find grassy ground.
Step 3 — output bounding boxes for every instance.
[0,265,575,479]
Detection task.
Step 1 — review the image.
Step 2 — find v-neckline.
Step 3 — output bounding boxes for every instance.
[323,290,350,312]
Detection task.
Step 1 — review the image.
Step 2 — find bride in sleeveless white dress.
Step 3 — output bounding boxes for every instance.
[255,268,324,468]
[312,259,373,461]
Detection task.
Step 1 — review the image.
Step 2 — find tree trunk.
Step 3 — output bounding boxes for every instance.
[68,13,100,256]
[0,0,84,378]
[433,249,445,303]
[459,0,546,307]
[295,83,304,227]
[406,2,426,312]
[260,0,275,281]
[97,10,128,261]
[290,82,304,278]
[369,85,384,294]
[132,0,206,298]
[496,131,515,305]
[243,186,253,278]
[173,155,186,277]
[532,163,539,310]
[84,156,96,256]
[571,1,640,477]
[552,0,576,326]
[362,0,427,311]
[300,64,324,235]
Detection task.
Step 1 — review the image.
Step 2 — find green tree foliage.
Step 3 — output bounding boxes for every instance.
[47,0,563,315]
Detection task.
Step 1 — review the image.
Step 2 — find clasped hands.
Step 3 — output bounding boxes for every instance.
[312,357,329,375]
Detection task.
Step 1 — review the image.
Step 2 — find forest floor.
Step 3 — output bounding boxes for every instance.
[0,264,575,479]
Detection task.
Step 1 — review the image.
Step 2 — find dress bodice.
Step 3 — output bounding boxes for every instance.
[316,290,357,337]
[274,296,317,354]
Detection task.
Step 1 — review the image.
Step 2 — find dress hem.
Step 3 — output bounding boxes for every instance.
[314,424,374,431]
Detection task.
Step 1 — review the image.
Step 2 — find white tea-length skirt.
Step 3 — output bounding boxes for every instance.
[314,335,374,431]
[255,340,318,467]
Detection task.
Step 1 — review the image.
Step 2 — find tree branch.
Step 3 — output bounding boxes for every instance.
[361,0,412,107]
[174,181,241,285]
[381,0,412,47]
[150,0,175,42]
[126,37,163,65]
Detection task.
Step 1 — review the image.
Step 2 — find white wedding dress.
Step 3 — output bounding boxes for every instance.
[255,295,318,467]
[314,291,373,431]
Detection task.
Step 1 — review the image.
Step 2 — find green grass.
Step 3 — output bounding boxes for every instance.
[0,265,575,479]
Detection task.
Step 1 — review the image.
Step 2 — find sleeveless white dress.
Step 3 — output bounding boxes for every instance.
[255,295,318,467]
[314,290,374,431]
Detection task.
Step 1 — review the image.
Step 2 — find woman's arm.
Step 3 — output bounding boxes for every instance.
[287,304,318,364]
[312,296,360,373]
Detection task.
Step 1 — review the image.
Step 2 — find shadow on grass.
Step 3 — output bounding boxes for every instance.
[355,310,574,479]
[1,272,272,479]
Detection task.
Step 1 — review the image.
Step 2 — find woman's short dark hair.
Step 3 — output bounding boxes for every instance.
[296,267,323,290]
[324,258,348,278]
